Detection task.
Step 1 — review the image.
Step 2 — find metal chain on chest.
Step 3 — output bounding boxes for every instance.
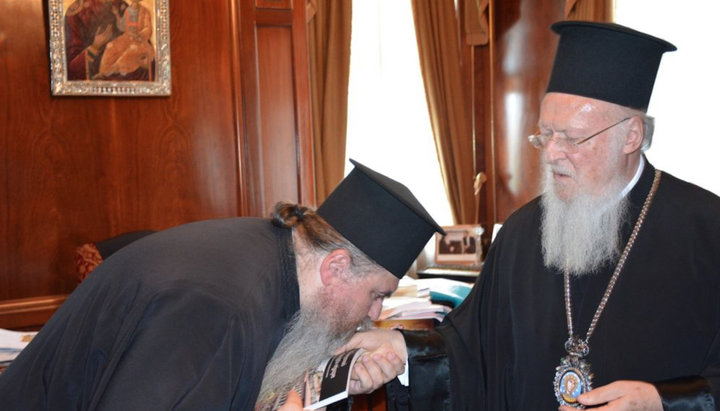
[564,169,662,356]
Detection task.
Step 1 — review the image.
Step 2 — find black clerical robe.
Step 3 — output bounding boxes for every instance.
[390,162,720,410]
[0,218,299,410]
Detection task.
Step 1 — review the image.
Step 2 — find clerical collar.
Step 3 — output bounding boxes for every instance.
[618,155,645,199]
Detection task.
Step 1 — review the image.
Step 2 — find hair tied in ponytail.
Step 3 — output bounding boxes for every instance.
[293,206,306,222]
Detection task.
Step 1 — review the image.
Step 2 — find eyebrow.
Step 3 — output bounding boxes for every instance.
[538,125,587,138]
[376,290,394,298]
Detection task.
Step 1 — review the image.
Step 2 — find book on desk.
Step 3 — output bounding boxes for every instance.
[416,264,481,284]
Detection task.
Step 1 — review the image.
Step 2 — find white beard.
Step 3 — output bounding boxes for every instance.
[540,168,630,276]
[257,290,371,405]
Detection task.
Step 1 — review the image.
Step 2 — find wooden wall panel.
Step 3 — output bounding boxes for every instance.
[477,0,565,224]
[238,0,315,217]
[0,0,313,328]
[257,27,300,214]
[473,39,495,250]
[256,0,293,9]
[0,0,242,303]
[0,295,67,331]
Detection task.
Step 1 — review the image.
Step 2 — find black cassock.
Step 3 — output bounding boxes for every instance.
[0,218,299,410]
[389,161,720,410]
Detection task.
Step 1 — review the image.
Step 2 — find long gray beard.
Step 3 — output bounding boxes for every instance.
[540,171,630,275]
[257,297,371,404]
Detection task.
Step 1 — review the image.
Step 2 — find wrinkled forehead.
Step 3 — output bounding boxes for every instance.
[540,92,623,125]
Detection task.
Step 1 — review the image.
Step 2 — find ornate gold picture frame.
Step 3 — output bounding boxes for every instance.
[48,0,171,96]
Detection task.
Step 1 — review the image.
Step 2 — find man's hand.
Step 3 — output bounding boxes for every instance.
[558,380,662,410]
[337,329,408,360]
[337,329,408,395]
[348,344,405,395]
[276,389,308,411]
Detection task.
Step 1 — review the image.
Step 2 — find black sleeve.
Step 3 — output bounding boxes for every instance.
[652,325,720,411]
[385,330,452,411]
[653,376,717,410]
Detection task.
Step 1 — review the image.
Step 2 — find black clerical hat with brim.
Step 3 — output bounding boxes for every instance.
[317,159,445,279]
[547,21,676,111]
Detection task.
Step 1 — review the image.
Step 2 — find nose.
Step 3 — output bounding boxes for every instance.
[368,299,383,321]
[543,134,568,163]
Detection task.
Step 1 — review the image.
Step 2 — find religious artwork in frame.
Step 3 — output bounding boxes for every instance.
[48,0,171,96]
[435,224,484,266]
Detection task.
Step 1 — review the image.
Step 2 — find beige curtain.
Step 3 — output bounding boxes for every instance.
[411,0,475,224]
[307,0,353,204]
[565,0,613,21]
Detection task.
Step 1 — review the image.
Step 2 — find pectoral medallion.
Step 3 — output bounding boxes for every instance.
[554,352,593,408]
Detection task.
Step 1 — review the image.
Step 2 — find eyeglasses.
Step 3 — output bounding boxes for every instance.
[527,116,632,153]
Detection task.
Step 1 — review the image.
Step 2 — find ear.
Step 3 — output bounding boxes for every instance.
[319,249,352,286]
[622,116,644,154]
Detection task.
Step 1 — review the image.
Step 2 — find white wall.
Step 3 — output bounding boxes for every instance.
[615,1,720,195]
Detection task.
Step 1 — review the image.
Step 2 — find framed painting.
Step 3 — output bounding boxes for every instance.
[435,224,484,266]
[48,0,171,96]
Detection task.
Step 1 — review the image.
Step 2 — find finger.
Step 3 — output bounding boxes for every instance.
[335,330,391,355]
[360,353,385,383]
[285,389,302,405]
[333,344,350,356]
[559,405,610,411]
[371,351,403,379]
[579,381,661,410]
[578,382,628,407]
[348,359,374,395]
[276,390,303,411]
[385,350,406,374]
[576,381,619,406]
[352,353,393,395]
[365,353,401,383]
[334,332,373,355]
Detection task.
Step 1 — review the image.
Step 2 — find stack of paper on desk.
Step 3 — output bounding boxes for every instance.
[0,328,37,367]
[379,296,451,322]
[378,276,474,322]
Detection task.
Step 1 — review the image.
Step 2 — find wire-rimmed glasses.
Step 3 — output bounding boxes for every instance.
[528,117,632,153]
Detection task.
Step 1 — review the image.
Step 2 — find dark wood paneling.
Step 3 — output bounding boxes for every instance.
[478,0,564,224]
[0,295,67,331]
[0,0,241,302]
[473,38,495,251]
[257,27,300,214]
[239,0,315,217]
[289,0,315,208]
[256,0,293,10]
[0,0,313,319]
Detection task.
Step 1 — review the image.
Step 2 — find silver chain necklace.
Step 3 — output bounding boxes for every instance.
[554,169,661,408]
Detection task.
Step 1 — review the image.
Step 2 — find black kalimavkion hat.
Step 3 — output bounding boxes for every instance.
[546,21,676,111]
[317,159,445,278]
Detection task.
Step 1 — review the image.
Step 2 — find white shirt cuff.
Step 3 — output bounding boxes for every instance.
[397,358,409,386]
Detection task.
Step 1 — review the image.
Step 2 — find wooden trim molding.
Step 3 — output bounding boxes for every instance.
[0,294,68,330]
[255,0,292,10]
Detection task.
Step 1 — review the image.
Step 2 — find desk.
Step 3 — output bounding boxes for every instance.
[0,295,67,331]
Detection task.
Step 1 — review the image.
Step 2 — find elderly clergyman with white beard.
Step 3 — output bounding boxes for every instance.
[343,21,720,410]
[0,160,443,410]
